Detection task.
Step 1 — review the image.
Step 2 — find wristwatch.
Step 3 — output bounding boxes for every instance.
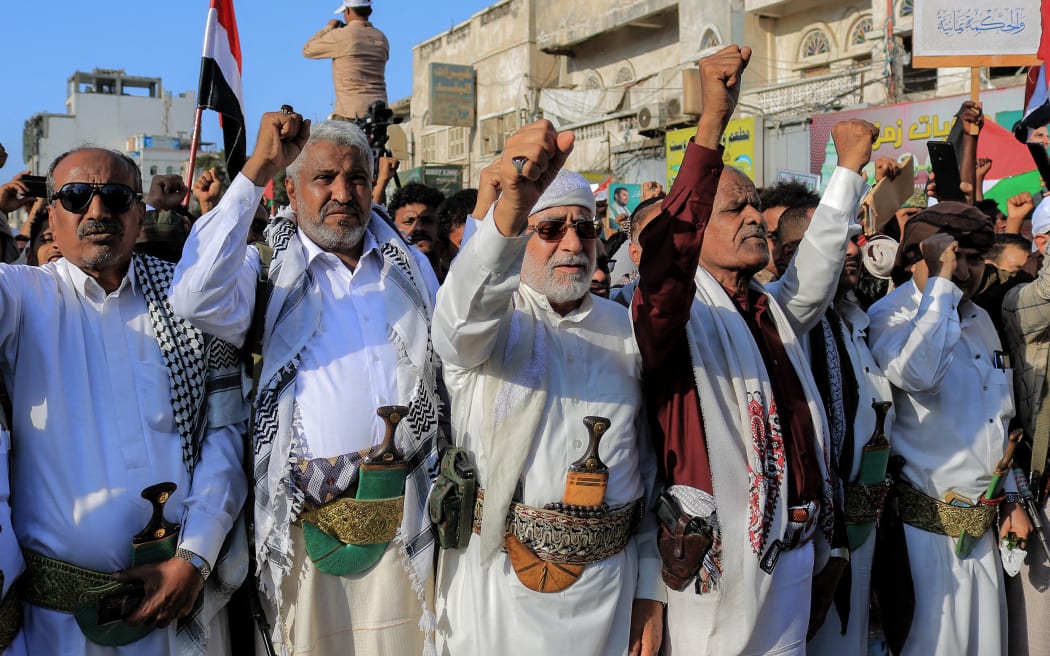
[175,548,212,582]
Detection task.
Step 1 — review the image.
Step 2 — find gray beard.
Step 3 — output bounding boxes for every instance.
[301,220,366,254]
[520,252,595,306]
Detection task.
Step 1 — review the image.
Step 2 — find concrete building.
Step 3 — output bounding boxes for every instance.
[22,69,202,190]
[405,0,1025,191]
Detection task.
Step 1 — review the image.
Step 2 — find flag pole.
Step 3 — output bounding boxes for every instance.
[184,106,204,206]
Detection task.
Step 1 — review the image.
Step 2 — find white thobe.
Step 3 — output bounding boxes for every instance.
[0,259,246,655]
[868,277,1013,656]
[432,217,663,656]
[807,297,895,656]
[170,174,439,655]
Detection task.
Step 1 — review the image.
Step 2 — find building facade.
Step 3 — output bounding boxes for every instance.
[22,69,201,190]
[405,0,1025,190]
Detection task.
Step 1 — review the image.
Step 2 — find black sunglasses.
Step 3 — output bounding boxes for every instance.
[51,182,142,215]
[527,217,601,242]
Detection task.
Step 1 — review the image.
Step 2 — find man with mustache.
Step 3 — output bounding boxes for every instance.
[867,202,1030,656]
[776,202,897,655]
[0,147,248,655]
[632,45,873,654]
[171,114,442,656]
[387,181,445,278]
[432,124,663,655]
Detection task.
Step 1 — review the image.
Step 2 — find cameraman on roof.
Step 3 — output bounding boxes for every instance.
[304,0,389,121]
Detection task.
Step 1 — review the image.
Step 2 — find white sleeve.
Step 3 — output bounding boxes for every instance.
[868,277,962,394]
[176,423,248,568]
[768,167,865,335]
[170,174,263,347]
[432,208,529,370]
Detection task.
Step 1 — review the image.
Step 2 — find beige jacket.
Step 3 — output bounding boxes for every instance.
[303,20,388,119]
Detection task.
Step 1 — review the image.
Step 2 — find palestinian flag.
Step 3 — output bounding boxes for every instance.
[198,0,246,176]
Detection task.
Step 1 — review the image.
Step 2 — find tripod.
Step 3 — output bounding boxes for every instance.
[354,100,403,190]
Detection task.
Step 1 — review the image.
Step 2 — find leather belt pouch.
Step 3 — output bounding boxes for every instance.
[428,447,477,550]
[654,492,713,591]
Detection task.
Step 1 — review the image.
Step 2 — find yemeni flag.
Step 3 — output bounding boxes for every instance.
[198,0,246,176]
[1014,0,1050,142]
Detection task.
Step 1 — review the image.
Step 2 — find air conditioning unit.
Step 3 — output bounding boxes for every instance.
[660,95,693,130]
[634,102,662,133]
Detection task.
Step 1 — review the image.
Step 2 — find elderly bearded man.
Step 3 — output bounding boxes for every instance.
[632,45,873,655]
[0,147,248,655]
[171,111,441,655]
[868,202,1031,656]
[432,122,663,655]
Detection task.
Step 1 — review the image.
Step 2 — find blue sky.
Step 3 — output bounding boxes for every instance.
[0,0,496,182]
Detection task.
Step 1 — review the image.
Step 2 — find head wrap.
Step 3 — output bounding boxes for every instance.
[529,170,596,217]
[891,201,994,284]
[899,189,928,210]
[861,234,899,280]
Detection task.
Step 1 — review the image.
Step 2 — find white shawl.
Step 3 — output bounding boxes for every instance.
[686,266,834,656]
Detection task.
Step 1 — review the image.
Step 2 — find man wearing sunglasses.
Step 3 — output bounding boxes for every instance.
[632,46,873,655]
[0,147,248,655]
[171,110,442,656]
[432,123,663,655]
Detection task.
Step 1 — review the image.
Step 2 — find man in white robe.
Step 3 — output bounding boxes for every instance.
[0,147,248,655]
[171,110,441,656]
[432,122,664,655]
[867,201,1031,656]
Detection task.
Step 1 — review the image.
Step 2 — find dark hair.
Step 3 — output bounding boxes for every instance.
[351,6,372,19]
[437,189,477,241]
[758,180,820,211]
[986,232,1033,265]
[25,204,52,266]
[776,205,817,245]
[975,198,1004,220]
[629,197,662,242]
[388,182,445,216]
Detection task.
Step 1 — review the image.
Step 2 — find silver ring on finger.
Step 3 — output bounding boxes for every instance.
[512,156,527,177]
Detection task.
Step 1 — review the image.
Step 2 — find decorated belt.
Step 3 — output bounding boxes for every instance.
[299,495,404,546]
[0,584,22,651]
[896,482,998,538]
[845,479,892,526]
[472,490,641,565]
[20,551,115,613]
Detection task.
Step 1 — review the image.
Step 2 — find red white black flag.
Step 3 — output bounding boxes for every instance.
[1015,0,1050,142]
[198,0,246,176]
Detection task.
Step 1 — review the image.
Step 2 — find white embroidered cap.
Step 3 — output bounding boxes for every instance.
[529,170,596,217]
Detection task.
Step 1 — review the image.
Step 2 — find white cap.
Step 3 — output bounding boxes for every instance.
[1032,196,1050,251]
[334,0,371,13]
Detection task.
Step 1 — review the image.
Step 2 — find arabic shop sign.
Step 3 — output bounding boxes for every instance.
[665,127,693,188]
[428,63,476,128]
[915,2,1041,58]
[809,86,1023,190]
[721,117,759,184]
[402,164,464,195]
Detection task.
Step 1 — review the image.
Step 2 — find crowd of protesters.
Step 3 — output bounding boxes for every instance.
[0,34,1048,656]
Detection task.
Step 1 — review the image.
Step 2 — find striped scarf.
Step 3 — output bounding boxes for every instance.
[252,213,441,653]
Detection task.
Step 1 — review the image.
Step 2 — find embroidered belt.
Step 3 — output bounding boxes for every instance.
[845,479,892,526]
[896,482,998,538]
[0,584,22,651]
[20,551,115,613]
[299,496,404,546]
[472,490,641,565]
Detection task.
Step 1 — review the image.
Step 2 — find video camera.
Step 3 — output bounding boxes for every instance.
[355,100,402,156]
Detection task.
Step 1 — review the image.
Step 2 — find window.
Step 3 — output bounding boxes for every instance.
[901,36,936,93]
[801,30,831,58]
[150,166,158,175]
[850,17,872,47]
[614,65,635,85]
[421,132,439,163]
[899,0,913,18]
[701,29,721,51]
[480,111,519,156]
[448,127,467,160]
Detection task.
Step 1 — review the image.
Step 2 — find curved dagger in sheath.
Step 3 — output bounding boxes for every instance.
[304,405,410,577]
[506,416,611,593]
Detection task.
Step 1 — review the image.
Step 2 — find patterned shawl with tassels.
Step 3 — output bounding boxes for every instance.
[251,211,442,654]
[133,253,249,656]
